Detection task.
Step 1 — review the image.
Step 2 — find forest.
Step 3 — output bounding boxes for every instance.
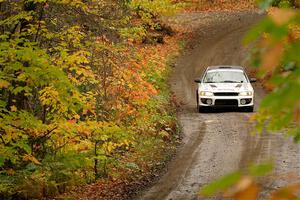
[0,0,184,199]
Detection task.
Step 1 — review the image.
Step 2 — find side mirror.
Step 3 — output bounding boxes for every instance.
[194,79,201,83]
[250,78,257,83]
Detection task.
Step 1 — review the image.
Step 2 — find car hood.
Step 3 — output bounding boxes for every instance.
[199,83,253,92]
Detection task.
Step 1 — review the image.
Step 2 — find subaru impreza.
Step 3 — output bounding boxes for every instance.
[194,66,256,112]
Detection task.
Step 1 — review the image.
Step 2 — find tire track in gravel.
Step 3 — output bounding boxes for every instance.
[138,10,300,200]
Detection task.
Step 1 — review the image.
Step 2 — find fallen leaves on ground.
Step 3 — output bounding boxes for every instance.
[183,0,256,12]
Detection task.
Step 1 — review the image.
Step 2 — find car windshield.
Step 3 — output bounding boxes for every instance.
[203,70,247,83]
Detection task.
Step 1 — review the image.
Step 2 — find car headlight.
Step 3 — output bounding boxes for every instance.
[199,91,214,96]
[239,91,253,96]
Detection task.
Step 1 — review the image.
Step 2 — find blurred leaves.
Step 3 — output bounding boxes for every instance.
[269,8,296,25]
[248,162,273,176]
[201,163,273,198]
[268,183,300,200]
[224,176,259,200]
[201,172,242,196]
[244,4,300,140]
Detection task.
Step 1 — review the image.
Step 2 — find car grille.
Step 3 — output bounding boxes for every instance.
[214,92,239,96]
[215,99,238,106]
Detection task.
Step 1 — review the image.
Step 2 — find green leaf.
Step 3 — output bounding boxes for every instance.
[200,172,241,196]
[0,157,5,167]
[125,162,140,170]
[248,163,273,177]
[14,140,31,154]
[243,18,272,44]
[292,129,300,143]
[26,163,38,172]
[257,0,274,9]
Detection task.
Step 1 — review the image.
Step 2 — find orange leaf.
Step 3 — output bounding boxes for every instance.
[295,107,300,126]
[224,176,259,200]
[261,43,284,73]
[235,183,259,200]
[23,154,41,165]
[268,183,300,200]
[269,8,296,26]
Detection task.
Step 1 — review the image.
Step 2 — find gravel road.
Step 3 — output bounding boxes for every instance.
[137,11,300,200]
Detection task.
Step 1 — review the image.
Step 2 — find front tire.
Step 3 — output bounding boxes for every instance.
[198,106,208,113]
[244,106,254,112]
[196,90,199,108]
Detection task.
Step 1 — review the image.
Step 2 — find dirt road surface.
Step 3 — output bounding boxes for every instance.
[137,11,300,200]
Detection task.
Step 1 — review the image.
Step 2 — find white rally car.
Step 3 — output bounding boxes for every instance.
[194,66,256,112]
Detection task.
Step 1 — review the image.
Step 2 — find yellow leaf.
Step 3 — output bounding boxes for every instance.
[74,114,80,120]
[0,80,10,88]
[123,139,130,146]
[10,105,17,112]
[107,143,113,153]
[6,169,15,176]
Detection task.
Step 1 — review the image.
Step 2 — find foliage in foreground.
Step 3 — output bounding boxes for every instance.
[246,0,300,140]
[0,0,183,198]
[201,163,300,200]
[201,163,272,199]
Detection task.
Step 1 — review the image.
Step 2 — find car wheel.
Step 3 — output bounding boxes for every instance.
[196,90,199,108]
[196,90,201,112]
[198,106,208,113]
[245,106,254,112]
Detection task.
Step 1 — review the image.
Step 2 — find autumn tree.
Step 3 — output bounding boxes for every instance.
[0,0,181,198]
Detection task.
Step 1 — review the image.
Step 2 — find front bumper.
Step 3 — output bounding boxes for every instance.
[199,95,254,107]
